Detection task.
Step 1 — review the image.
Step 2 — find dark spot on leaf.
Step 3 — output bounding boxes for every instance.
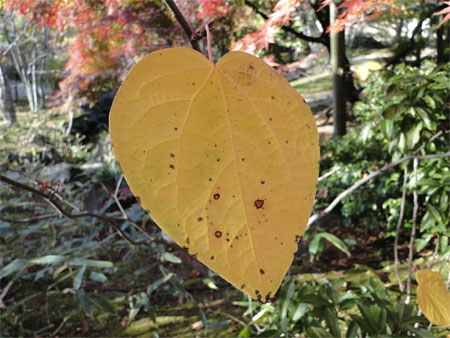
[260,269,265,275]
[136,196,141,204]
[214,231,222,238]
[192,82,195,85]
[217,158,220,162]
[230,244,233,247]
[303,98,306,103]
[235,236,239,240]
[210,256,214,260]
[257,294,262,301]
[226,238,230,242]
[281,242,284,245]
[254,200,264,209]
[209,178,212,181]
[255,290,260,295]
[241,284,245,289]
[268,141,271,144]
[232,195,235,198]
[226,233,229,236]
[177,224,180,227]
[249,65,254,69]
[269,117,272,121]
[186,238,190,244]
[169,164,175,169]
[213,193,220,200]
[214,144,217,147]
[170,153,175,157]
[285,140,288,144]
[265,292,272,303]
[271,96,275,100]
[174,127,178,131]
[159,52,162,55]
[275,237,278,240]
[197,217,203,222]
[241,158,245,161]
[296,235,300,242]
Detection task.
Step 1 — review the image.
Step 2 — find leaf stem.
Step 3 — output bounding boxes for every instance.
[206,24,213,64]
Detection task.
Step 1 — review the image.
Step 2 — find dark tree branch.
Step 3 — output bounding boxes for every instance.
[244,0,328,47]
[0,214,59,223]
[386,4,444,67]
[0,174,177,249]
[164,0,201,52]
[308,151,450,227]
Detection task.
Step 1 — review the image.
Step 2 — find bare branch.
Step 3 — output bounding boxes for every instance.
[308,151,450,226]
[0,214,59,223]
[406,158,419,304]
[164,0,201,52]
[0,174,175,248]
[394,166,408,294]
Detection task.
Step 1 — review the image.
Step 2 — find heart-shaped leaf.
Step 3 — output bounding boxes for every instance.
[109,47,319,300]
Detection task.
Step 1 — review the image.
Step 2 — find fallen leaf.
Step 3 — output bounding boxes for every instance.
[109,47,319,300]
[416,270,450,326]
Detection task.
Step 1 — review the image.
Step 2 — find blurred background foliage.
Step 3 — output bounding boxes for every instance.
[1,0,449,336]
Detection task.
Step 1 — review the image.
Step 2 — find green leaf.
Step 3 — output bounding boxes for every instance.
[404,325,436,338]
[74,265,86,289]
[279,278,295,336]
[291,303,308,322]
[427,204,443,224]
[89,271,108,283]
[423,95,435,109]
[298,294,332,307]
[380,119,394,139]
[202,278,218,290]
[238,326,251,338]
[406,122,422,149]
[76,289,92,316]
[162,252,182,264]
[345,320,359,338]
[0,258,27,279]
[318,232,351,257]
[309,235,322,260]
[142,295,156,323]
[29,255,65,265]
[146,273,173,295]
[324,307,340,337]
[306,326,332,338]
[383,104,398,119]
[398,133,406,153]
[69,258,113,268]
[415,107,432,130]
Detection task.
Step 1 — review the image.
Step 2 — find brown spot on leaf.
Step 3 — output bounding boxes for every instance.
[241,158,245,161]
[226,238,230,242]
[241,284,245,289]
[213,193,220,200]
[136,196,141,204]
[249,65,254,69]
[192,82,196,85]
[214,231,222,238]
[197,217,203,222]
[170,153,175,157]
[255,290,260,295]
[169,164,175,169]
[217,158,220,162]
[254,200,264,209]
[174,127,178,131]
[296,235,300,242]
[186,238,190,244]
[209,178,212,181]
[257,294,262,301]
[260,269,265,275]
[271,96,275,100]
[210,256,214,260]
[235,236,239,240]
[265,292,272,303]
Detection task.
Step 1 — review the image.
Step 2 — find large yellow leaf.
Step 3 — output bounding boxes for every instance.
[109,47,319,301]
[416,270,450,326]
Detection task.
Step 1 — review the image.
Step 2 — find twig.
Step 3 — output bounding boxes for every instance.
[318,167,339,182]
[113,174,127,219]
[307,151,450,227]
[206,24,213,64]
[0,213,59,223]
[394,166,408,294]
[0,174,170,247]
[428,237,439,269]
[164,0,201,52]
[406,158,419,304]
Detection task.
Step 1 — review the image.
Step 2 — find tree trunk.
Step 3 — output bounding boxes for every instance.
[0,61,17,126]
[330,1,346,136]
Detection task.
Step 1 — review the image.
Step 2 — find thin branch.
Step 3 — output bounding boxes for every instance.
[318,167,339,182]
[0,174,171,247]
[308,151,450,226]
[394,166,408,294]
[244,0,328,47]
[406,159,419,304]
[165,0,201,52]
[0,214,59,223]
